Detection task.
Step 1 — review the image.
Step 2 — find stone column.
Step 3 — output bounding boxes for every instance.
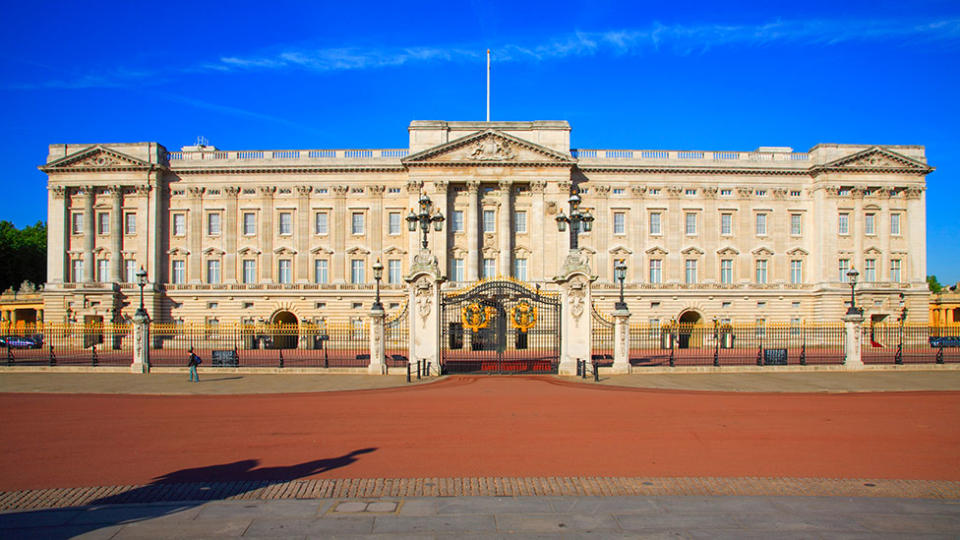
[406,251,443,371]
[370,185,385,260]
[555,254,596,375]
[530,181,546,281]
[224,186,240,283]
[612,307,631,374]
[498,180,512,277]
[136,185,153,281]
[368,305,386,374]
[466,180,480,281]
[296,186,312,283]
[187,187,204,283]
[593,185,611,281]
[843,312,864,369]
[431,181,449,276]
[47,186,67,283]
[332,185,348,283]
[259,186,276,282]
[83,186,95,283]
[109,186,123,282]
[131,309,150,373]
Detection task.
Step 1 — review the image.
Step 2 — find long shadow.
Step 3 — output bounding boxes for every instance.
[0,448,376,539]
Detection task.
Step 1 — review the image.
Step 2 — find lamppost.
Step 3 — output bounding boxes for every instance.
[614,260,627,311]
[896,292,907,365]
[712,317,720,367]
[135,267,148,319]
[406,192,445,250]
[846,267,861,316]
[371,259,384,312]
[554,190,594,250]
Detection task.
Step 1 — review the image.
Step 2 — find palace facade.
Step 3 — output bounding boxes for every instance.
[40,120,932,329]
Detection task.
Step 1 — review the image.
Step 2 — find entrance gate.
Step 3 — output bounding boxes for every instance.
[440,280,561,374]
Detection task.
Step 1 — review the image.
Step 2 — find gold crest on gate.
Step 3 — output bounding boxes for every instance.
[461,302,494,332]
[509,300,537,333]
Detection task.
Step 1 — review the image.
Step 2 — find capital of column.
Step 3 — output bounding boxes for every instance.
[498,179,513,191]
[466,180,481,194]
[332,185,349,197]
[296,185,313,197]
[369,185,386,196]
[530,180,547,194]
[432,180,449,193]
[188,186,205,198]
[49,185,67,199]
[258,185,276,197]
[107,185,124,200]
[224,186,241,197]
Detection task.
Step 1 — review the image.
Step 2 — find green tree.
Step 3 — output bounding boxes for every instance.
[0,221,45,291]
[927,275,943,294]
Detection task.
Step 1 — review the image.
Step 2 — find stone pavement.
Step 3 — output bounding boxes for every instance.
[1,494,959,538]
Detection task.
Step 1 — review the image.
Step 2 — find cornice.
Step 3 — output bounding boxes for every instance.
[171,165,406,175]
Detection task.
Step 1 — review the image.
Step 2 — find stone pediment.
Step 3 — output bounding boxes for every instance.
[41,145,155,172]
[274,246,298,255]
[752,247,774,257]
[681,246,704,256]
[717,247,740,257]
[403,130,575,167]
[202,247,226,256]
[345,246,370,255]
[786,247,809,257]
[608,245,633,256]
[820,147,932,173]
[645,246,668,256]
[238,247,262,255]
[864,246,883,255]
[382,246,407,256]
[167,247,190,256]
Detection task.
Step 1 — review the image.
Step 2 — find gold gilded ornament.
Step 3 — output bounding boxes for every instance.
[461,302,494,332]
[509,300,537,333]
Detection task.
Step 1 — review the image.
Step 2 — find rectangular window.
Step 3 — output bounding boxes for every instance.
[351,212,364,235]
[452,258,465,282]
[482,258,495,279]
[684,259,697,284]
[755,213,767,236]
[890,213,901,236]
[173,213,186,236]
[649,212,662,235]
[315,212,328,235]
[313,259,327,284]
[171,260,185,284]
[483,210,495,232]
[388,212,401,235]
[279,212,292,235]
[685,213,697,235]
[243,260,257,284]
[96,260,109,282]
[649,260,662,284]
[514,211,527,234]
[278,260,292,284]
[839,258,850,282]
[865,213,876,235]
[71,260,83,282]
[720,259,733,284]
[243,212,256,236]
[350,260,364,284]
[513,258,527,281]
[207,213,221,236]
[206,260,221,284]
[838,213,849,235]
[124,260,136,283]
[124,213,136,235]
[388,259,402,284]
[864,258,876,282]
[720,213,732,235]
[452,210,464,233]
[613,212,625,235]
[97,212,109,235]
[790,214,802,236]
[756,260,768,284]
[890,259,901,283]
[790,260,803,284]
[72,213,84,235]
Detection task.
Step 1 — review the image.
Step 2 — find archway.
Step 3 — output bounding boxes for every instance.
[271,311,299,349]
[677,310,703,349]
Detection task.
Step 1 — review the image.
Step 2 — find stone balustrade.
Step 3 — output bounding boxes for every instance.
[166,149,410,162]
[571,149,810,162]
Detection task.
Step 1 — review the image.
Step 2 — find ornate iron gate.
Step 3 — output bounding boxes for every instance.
[440,280,561,374]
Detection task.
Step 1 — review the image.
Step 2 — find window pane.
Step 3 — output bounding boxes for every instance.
[865,259,876,282]
[865,213,875,235]
[388,212,401,235]
[515,211,527,234]
[352,213,364,235]
[685,213,696,235]
[756,260,767,284]
[838,213,849,235]
[720,260,732,284]
[685,260,697,284]
[483,210,495,232]
[208,213,221,235]
[839,259,850,282]
[388,260,401,284]
[791,214,801,235]
[891,259,901,282]
[125,213,136,235]
[649,213,661,235]
[72,213,84,234]
[98,213,109,235]
[125,260,136,283]
[452,259,464,282]
[173,214,185,236]
[890,214,901,235]
[172,261,185,284]
[756,214,767,235]
[96,260,109,282]
[350,260,364,284]
[649,260,661,283]
[207,260,221,284]
[513,259,527,281]
[482,258,495,278]
[613,212,625,234]
[243,213,256,235]
[243,260,257,284]
[279,260,292,284]
[452,210,464,233]
[279,212,292,235]
[721,214,732,235]
[791,260,802,284]
[315,213,328,234]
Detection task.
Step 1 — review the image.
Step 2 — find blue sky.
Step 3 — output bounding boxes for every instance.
[2,1,958,283]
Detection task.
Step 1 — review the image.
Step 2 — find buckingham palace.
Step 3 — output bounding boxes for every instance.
[39,120,932,330]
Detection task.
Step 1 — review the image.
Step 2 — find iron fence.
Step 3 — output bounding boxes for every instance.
[384,302,409,368]
[862,324,960,364]
[591,306,615,365]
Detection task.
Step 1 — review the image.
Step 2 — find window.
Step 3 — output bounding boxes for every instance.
[685,213,697,235]
[388,212,401,235]
[720,213,732,235]
[790,190,801,197]
[513,258,527,281]
[864,258,876,282]
[243,212,256,236]
[649,212,662,235]
[514,211,527,234]
[279,212,292,235]
[124,260,136,283]
[278,260,292,284]
[206,260,221,284]
[890,213,901,236]
[171,260,185,284]
[720,259,733,284]
[890,259,901,283]
[124,213,136,235]
[790,260,803,284]
[613,188,624,195]
[71,260,83,282]
[97,213,109,235]
[482,258,495,279]
[790,214,802,236]
[684,259,697,284]
[451,258,465,282]
[685,189,696,196]
[755,260,768,284]
[173,213,186,236]
[207,213,221,236]
[243,260,257,284]
[96,260,109,282]
[720,189,732,196]
[649,188,660,195]
[649,260,662,284]
[838,213,849,235]
[388,259,401,284]
[71,213,84,234]
[313,259,327,284]
[483,210,495,232]
[351,212,364,235]
[452,210,464,233]
[755,213,767,236]
[613,212,625,235]
[350,260,364,284]
[315,212,328,235]
[839,259,850,282]
[865,213,876,235]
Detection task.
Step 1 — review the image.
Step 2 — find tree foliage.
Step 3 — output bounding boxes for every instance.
[0,221,46,292]
[927,275,943,294]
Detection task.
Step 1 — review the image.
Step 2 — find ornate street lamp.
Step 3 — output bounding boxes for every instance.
[846,267,861,316]
[555,190,594,251]
[135,267,148,319]
[896,292,907,365]
[406,192,445,250]
[613,260,627,311]
[371,259,384,312]
[712,317,720,367]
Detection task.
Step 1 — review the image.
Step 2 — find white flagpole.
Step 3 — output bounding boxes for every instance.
[486,49,490,122]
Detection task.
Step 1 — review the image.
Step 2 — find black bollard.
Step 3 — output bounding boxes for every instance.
[426,362,431,377]
[6,344,13,366]
[91,344,98,367]
[593,360,599,382]
[279,349,284,369]
[417,360,421,380]
[49,344,56,367]
[406,363,411,383]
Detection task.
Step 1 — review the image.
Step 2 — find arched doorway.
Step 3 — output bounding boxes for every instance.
[271,311,299,349]
[677,310,703,349]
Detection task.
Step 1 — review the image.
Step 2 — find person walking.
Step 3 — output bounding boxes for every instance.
[187,347,201,383]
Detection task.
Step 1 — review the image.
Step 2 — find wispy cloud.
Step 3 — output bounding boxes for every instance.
[10,18,960,89]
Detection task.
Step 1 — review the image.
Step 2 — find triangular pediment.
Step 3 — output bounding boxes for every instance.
[645,246,668,256]
[821,147,931,173]
[864,246,883,255]
[608,245,633,256]
[309,246,333,255]
[752,247,774,257]
[238,247,262,255]
[41,145,155,172]
[681,246,704,256]
[274,246,297,256]
[345,246,370,256]
[382,246,407,256]
[786,247,809,257]
[717,246,740,256]
[202,247,226,256]
[403,130,575,167]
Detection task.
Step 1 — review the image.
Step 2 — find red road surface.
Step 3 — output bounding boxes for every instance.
[2,376,959,491]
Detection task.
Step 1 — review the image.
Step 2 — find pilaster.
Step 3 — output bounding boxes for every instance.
[296,185,311,283]
[431,181,449,277]
[530,181,546,281]
[83,186,95,283]
[224,186,240,283]
[47,185,67,284]
[109,186,123,282]
[259,186,276,282]
[187,186,204,284]
[332,185,348,283]
[466,180,480,281]
[498,179,512,277]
